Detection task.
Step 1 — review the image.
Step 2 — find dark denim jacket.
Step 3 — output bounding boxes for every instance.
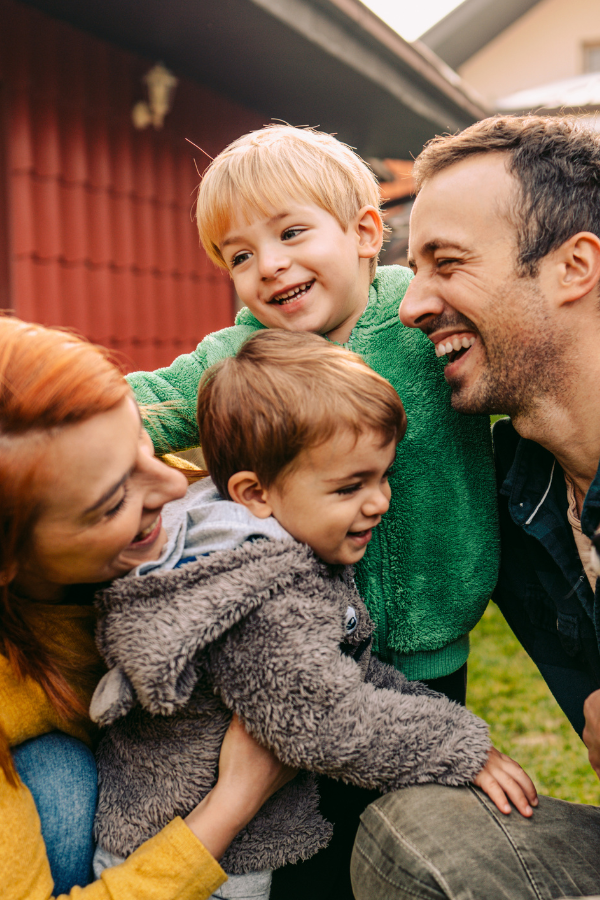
[493,418,600,735]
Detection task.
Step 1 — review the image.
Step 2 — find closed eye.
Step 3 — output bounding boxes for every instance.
[437,258,463,269]
[105,486,129,518]
[337,482,361,496]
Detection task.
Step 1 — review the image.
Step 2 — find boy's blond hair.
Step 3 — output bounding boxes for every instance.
[196,125,384,280]
[197,330,406,500]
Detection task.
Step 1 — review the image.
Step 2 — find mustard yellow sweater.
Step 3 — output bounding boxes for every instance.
[0,604,226,900]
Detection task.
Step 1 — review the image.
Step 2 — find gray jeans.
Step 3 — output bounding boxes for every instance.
[350,784,600,900]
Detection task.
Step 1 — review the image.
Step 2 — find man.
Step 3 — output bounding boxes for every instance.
[351,115,600,900]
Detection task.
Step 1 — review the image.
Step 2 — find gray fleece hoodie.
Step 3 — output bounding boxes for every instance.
[91,479,490,875]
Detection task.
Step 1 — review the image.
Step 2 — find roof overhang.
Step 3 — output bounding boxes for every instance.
[420,0,540,71]
[496,73,600,120]
[20,0,489,158]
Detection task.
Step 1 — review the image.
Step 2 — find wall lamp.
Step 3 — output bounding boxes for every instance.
[132,62,178,130]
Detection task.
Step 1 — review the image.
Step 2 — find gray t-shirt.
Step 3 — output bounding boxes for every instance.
[130,477,291,579]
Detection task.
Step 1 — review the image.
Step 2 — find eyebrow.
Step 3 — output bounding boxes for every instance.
[324,470,374,482]
[83,467,132,516]
[324,461,395,483]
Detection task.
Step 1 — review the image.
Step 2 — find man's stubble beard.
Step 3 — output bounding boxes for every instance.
[448,280,571,418]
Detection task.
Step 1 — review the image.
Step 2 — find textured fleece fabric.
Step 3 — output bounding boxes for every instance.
[127,265,499,680]
[91,481,491,876]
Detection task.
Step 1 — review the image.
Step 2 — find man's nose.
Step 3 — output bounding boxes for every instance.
[399,275,444,328]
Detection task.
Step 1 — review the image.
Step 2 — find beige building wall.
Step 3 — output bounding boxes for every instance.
[458,0,600,105]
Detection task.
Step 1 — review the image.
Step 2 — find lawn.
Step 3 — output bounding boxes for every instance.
[467,602,600,805]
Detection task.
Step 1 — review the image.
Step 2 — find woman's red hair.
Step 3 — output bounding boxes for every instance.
[0,315,129,784]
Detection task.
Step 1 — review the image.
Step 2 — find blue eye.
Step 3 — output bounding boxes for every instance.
[281,227,304,241]
[231,251,251,268]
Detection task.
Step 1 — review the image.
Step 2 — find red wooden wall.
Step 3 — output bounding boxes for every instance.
[0,0,264,371]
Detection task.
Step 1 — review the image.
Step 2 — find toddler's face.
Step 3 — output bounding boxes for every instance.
[219,201,377,344]
[267,429,396,566]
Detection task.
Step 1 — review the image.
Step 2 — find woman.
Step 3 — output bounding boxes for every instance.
[0,314,294,899]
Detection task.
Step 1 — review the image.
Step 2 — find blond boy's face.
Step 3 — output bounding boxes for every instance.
[219,201,380,344]
[266,429,395,566]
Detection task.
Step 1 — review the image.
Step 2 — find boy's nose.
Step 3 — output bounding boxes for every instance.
[399,276,444,329]
[258,248,290,280]
[363,488,390,518]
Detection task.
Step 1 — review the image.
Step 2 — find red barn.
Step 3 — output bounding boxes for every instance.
[0,0,265,370]
[0,0,486,371]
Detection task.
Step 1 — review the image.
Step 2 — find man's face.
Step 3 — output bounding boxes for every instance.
[400,154,565,417]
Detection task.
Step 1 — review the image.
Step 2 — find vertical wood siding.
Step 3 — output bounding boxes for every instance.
[0,0,264,371]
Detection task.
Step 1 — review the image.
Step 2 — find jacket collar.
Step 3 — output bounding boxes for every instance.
[500,432,600,539]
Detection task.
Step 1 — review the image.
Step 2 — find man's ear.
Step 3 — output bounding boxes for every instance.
[227,471,274,519]
[355,206,384,259]
[553,232,600,306]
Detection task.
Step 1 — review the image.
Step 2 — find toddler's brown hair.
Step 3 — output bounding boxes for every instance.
[197,329,406,499]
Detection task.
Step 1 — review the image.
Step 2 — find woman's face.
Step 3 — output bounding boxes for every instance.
[15,396,188,600]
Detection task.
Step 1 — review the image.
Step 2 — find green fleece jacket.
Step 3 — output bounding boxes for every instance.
[128,266,499,680]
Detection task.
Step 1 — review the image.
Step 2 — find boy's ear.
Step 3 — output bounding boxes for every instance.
[355,205,384,259]
[227,471,274,519]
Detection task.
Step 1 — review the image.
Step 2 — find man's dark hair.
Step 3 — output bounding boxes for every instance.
[413,115,600,276]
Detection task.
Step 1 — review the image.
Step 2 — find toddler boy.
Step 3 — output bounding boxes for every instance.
[93,333,530,900]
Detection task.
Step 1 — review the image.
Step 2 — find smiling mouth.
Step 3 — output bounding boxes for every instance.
[270,280,315,305]
[347,528,373,544]
[435,334,476,364]
[131,515,161,545]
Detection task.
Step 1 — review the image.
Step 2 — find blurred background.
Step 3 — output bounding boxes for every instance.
[0,0,598,372]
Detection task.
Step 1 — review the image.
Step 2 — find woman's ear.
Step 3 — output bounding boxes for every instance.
[355,205,384,259]
[227,471,274,519]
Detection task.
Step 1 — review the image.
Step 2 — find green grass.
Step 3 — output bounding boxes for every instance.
[467,602,600,804]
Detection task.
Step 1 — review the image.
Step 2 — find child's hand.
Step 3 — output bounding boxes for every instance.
[473,746,538,817]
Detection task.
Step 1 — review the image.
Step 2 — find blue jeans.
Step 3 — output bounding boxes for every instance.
[13,732,98,894]
[351,783,600,900]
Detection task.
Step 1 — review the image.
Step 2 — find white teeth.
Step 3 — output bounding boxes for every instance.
[435,335,476,358]
[136,516,159,541]
[273,281,312,304]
